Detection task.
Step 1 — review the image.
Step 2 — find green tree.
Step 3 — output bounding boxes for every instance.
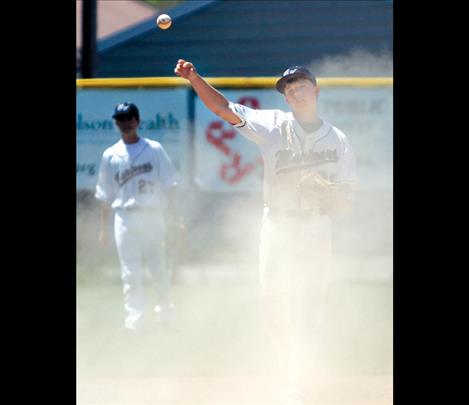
[142,0,183,10]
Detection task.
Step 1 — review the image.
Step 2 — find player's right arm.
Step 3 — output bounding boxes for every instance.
[98,203,111,247]
[95,151,115,248]
[174,59,241,125]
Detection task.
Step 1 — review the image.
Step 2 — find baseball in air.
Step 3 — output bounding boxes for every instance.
[156,14,172,30]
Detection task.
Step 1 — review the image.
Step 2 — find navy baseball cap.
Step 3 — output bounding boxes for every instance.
[112,102,140,119]
[275,66,317,94]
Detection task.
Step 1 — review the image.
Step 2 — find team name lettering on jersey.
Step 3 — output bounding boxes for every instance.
[115,163,153,186]
[275,148,339,174]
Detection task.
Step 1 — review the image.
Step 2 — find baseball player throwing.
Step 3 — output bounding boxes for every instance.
[95,102,179,331]
[175,60,358,404]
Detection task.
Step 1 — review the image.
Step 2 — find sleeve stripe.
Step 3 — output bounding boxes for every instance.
[233,117,246,128]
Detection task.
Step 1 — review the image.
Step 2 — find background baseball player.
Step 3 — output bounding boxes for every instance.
[95,102,179,331]
[175,60,358,405]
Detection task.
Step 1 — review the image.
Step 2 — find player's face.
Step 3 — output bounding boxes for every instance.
[115,114,139,133]
[284,79,318,112]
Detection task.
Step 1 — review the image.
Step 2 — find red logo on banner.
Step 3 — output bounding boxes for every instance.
[204,96,263,185]
[206,121,236,156]
[237,97,260,109]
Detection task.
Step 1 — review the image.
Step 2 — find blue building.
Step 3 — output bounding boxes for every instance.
[94,0,393,77]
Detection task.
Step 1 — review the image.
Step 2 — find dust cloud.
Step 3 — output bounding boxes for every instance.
[308,48,393,77]
[77,48,393,405]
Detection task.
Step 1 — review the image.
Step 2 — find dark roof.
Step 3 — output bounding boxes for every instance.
[95,0,393,78]
[76,0,158,69]
[97,0,216,54]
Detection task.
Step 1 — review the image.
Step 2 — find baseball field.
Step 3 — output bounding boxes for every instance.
[77,263,393,405]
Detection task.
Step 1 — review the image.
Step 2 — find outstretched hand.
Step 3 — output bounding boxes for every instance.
[174,59,197,80]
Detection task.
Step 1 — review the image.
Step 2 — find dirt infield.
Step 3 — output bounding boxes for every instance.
[77,273,392,405]
[77,374,392,404]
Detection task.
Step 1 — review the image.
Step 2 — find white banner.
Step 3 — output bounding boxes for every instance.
[319,87,393,191]
[77,86,392,192]
[76,88,189,190]
[194,87,393,192]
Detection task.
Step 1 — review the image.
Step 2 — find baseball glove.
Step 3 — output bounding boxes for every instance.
[298,172,334,208]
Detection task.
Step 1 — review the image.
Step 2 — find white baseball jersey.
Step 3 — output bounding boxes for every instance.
[95,137,178,210]
[95,136,177,330]
[227,102,358,397]
[228,102,358,213]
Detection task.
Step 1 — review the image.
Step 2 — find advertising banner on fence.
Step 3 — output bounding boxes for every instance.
[194,87,393,192]
[76,88,189,190]
[77,85,392,192]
